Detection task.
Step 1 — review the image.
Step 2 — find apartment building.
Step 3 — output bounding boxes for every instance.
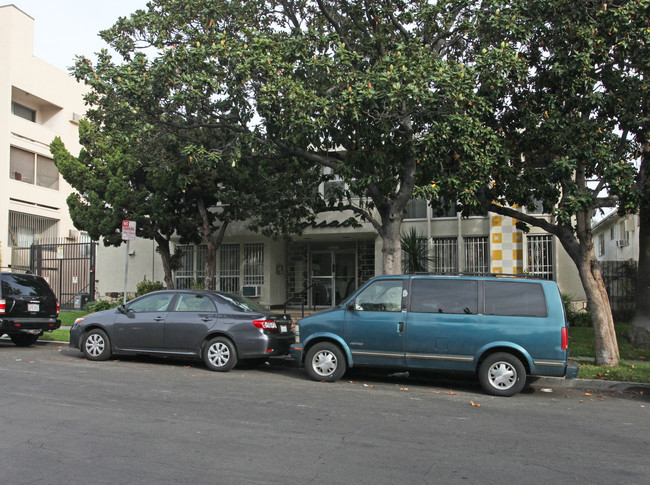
[1,4,87,267]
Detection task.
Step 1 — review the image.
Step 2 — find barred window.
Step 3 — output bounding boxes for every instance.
[527,235,554,280]
[220,244,240,293]
[431,237,458,273]
[464,236,489,274]
[244,243,264,285]
[8,211,58,247]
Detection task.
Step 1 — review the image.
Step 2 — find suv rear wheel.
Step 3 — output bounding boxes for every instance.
[10,333,40,347]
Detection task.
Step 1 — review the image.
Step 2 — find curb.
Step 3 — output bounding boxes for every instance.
[526,376,650,393]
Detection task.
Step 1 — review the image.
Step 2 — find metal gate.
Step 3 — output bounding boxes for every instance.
[11,239,97,310]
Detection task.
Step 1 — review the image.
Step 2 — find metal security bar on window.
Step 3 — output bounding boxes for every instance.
[243,243,264,285]
[527,235,554,280]
[8,211,58,247]
[464,236,489,274]
[431,237,458,273]
[220,244,240,293]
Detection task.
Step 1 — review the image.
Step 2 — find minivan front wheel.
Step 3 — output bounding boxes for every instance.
[478,352,526,397]
[305,342,346,382]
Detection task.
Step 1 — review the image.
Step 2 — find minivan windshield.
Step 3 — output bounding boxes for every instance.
[1,274,53,297]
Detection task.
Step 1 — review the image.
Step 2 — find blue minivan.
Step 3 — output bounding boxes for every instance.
[290,275,579,396]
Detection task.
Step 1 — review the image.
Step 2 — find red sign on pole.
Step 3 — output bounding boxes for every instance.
[122,220,136,240]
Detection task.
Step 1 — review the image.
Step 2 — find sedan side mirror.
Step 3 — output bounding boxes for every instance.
[346,301,356,311]
[117,304,127,314]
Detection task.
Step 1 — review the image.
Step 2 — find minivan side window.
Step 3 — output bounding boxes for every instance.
[354,280,403,312]
[484,281,547,317]
[410,279,478,314]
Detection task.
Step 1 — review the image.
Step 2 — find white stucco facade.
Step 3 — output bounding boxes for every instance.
[0,4,86,267]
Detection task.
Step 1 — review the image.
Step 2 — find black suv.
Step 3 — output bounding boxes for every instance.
[0,272,61,346]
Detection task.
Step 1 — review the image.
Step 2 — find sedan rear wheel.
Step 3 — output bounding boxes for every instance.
[305,342,346,382]
[204,336,238,372]
[82,329,112,361]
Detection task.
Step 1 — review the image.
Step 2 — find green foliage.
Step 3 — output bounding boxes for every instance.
[136,277,165,297]
[561,293,592,327]
[85,299,120,313]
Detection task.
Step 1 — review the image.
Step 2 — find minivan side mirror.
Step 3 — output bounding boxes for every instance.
[346,301,356,311]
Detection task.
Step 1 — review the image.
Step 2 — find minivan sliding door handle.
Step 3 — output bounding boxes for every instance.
[398,322,404,333]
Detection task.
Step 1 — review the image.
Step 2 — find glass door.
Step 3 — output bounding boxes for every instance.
[311,250,357,307]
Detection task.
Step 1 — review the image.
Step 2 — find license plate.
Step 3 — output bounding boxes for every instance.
[280,325,288,333]
[28,303,39,312]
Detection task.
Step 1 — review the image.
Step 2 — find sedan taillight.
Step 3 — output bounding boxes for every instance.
[0,299,5,314]
[252,319,277,330]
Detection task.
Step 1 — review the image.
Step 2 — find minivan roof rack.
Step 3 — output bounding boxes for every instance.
[408,272,542,279]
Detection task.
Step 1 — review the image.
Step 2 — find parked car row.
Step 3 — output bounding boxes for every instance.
[3,271,579,397]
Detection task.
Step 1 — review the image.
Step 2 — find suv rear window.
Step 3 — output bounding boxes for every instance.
[1,274,54,297]
[484,281,547,317]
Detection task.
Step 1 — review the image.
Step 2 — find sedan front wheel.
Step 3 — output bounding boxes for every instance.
[82,329,111,361]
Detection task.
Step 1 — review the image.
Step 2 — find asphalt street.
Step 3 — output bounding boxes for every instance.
[0,340,648,485]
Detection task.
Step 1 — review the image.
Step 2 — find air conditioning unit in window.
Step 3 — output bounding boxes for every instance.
[242,285,261,297]
[616,239,629,248]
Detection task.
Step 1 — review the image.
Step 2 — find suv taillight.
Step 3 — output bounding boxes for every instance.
[56,300,60,315]
[561,327,568,351]
[252,319,277,330]
[0,299,5,314]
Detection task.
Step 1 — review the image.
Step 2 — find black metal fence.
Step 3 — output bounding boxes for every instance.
[599,260,637,322]
[10,239,98,310]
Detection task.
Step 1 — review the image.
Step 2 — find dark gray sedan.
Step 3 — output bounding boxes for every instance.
[69,290,294,371]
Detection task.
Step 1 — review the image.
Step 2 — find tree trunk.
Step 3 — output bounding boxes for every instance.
[378,208,404,276]
[154,234,176,290]
[629,143,650,347]
[575,251,620,366]
[197,197,228,291]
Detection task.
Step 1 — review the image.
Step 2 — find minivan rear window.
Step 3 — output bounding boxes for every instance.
[1,274,53,297]
[410,279,478,314]
[484,281,547,317]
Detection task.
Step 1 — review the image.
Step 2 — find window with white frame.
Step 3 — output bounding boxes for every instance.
[220,244,240,292]
[464,236,489,274]
[609,226,615,240]
[404,198,427,220]
[431,237,458,272]
[243,243,264,285]
[11,101,36,122]
[10,147,59,190]
[527,234,554,280]
[599,233,605,256]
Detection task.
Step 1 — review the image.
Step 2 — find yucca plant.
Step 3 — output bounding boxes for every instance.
[401,228,434,274]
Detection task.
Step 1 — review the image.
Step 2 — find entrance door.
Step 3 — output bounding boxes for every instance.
[310,250,356,307]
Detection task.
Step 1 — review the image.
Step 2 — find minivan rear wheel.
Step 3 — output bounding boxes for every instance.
[305,342,346,382]
[478,352,526,397]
